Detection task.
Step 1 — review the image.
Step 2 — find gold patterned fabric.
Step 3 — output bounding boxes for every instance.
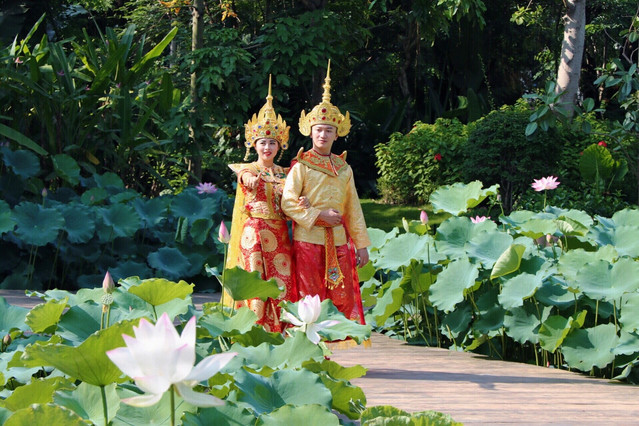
[226,162,296,332]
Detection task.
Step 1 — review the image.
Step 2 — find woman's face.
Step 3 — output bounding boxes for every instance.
[254,138,279,163]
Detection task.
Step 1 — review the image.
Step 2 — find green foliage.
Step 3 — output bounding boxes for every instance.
[375,118,467,204]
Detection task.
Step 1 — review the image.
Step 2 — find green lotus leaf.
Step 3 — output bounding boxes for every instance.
[367,227,399,250]
[430,181,499,215]
[557,247,618,283]
[500,210,536,228]
[304,300,371,344]
[575,258,639,302]
[200,306,258,338]
[374,232,443,270]
[114,387,196,425]
[109,261,153,281]
[231,325,285,347]
[128,277,194,307]
[441,303,472,341]
[466,229,513,269]
[233,369,332,415]
[52,153,81,186]
[534,277,577,308]
[619,293,639,333]
[561,323,619,371]
[256,404,339,426]
[579,143,615,182]
[12,202,65,246]
[94,172,125,189]
[1,148,40,178]
[357,260,376,283]
[4,403,90,426]
[491,244,526,279]
[588,209,639,258]
[1,376,74,412]
[80,187,108,205]
[610,208,639,227]
[0,200,16,235]
[435,216,492,259]
[59,202,96,243]
[0,407,9,425]
[504,302,551,344]
[311,370,366,419]
[132,196,168,227]
[171,190,219,221]
[100,203,141,238]
[191,218,213,245]
[231,331,323,370]
[360,406,462,426]
[398,259,435,295]
[545,206,594,228]
[0,297,30,334]
[516,218,558,239]
[220,266,282,302]
[109,189,139,205]
[429,258,479,313]
[53,382,120,425]
[367,277,403,326]
[182,402,256,426]
[615,330,639,356]
[23,319,139,386]
[304,359,368,382]
[498,273,542,309]
[539,311,587,353]
[147,247,191,280]
[25,297,68,333]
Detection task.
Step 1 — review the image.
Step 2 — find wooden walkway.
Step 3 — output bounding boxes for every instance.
[2,290,639,425]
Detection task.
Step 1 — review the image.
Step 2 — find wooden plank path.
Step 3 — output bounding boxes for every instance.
[2,290,639,425]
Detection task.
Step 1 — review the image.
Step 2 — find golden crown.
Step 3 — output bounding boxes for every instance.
[244,75,290,150]
[299,60,351,137]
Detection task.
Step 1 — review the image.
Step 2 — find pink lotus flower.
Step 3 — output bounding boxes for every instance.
[531,176,560,192]
[106,313,236,407]
[598,141,607,147]
[470,215,489,223]
[196,182,217,194]
[281,295,339,344]
[218,221,230,244]
[420,210,428,225]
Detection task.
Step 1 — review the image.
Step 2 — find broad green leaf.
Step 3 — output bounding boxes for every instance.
[619,293,639,333]
[466,229,513,269]
[12,202,65,246]
[430,181,499,215]
[54,382,120,425]
[256,404,339,426]
[368,278,404,326]
[233,369,332,415]
[127,277,194,307]
[0,124,47,155]
[221,267,282,302]
[374,232,443,270]
[100,204,141,238]
[441,304,472,341]
[171,190,220,222]
[231,326,285,347]
[318,371,366,419]
[575,258,639,302]
[94,172,125,189]
[1,376,74,412]
[190,218,213,245]
[503,302,551,344]
[303,359,368,382]
[367,227,399,250]
[429,258,479,313]
[434,216,496,259]
[588,209,639,258]
[498,273,542,309]
[81,187,108,205]
[357,261,376,282]
[579,144,615,182]
[25,297,68,333]
[539,315,573,353]
[615,330,639,356]
[557,247,618,283]
[147,247,191,281]
[562,323,619,371]
[231,331,323,370]
[474,287,505,333]
[515,218,557,239]
[0,297,30,334]
[0,200,16,235]
[360,406,462,426]
[23,319,139,386]
[182,402,256,426]
[52,154,81,186]
[59,202,96,243]
[4,403,90,426]
[200,306,258,338]
[491,244,526,279]
[132,196,168,227]
[1,148,40,178]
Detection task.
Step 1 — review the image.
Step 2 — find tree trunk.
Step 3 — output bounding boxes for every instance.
[188,0,204,183]
[555,0,586,118]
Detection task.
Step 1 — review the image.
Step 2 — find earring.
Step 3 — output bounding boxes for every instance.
[277,150,284,162]
[243,146,251,161]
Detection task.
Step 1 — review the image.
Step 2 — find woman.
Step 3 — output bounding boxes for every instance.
[226,77,304,332]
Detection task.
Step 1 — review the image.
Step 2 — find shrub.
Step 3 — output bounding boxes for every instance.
[375,118,467,204]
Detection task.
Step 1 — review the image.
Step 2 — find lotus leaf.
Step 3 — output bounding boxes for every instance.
[474,287,504,332]
[0,376,74,412]
[132,196,168,227]
[441,304,472,340]
[147,247,191,280]
[199,306,258,337]
[466,229,513,268]
[100,203,141,238]
[25,297,68,333]
[368,278,403,326]
[430,181,499,215]
[562,323,619,371]
[233,369,332,415]
[374,232,443,270]
[231,332,323,370]
[491,244,526,279]
[619,293,639,333]
[0,297,29,334]
[182,403,256,426]
[306,367,366,420]
[556,247,618,283]
[538,311,586,352]
[231,326,286,347]
[534,277,577,308]
[53,382,120,426]
[4,402,90,426]
[503,302,550,344]
[615,330,639,356]
[575,258,639,302]
[12,202,65,246]
[498,273,542,309]
[59,202,96,244]
[360,405,462,426]
[171,190,220,222]
[80,187,108,205]
[429,258,479,313]
[434,216,493,259]
[579,143,615,182]
[256,404,339,425]
[515,218,558,239]
[545,206,594,228]
[220,267,282,302]
[367,227,399,250]
[93,172,125,189]
[127,277,193,306]
[0,200,16,235]
[52,154,81,186]
[190,218,213,245]
[1,148,40,178]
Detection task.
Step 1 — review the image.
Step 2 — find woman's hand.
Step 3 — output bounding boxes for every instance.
[241,171,262,189]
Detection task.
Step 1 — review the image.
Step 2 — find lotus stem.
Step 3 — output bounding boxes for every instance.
[533,343,539,366]
[613,299,619,334]
[170,385,176,426]
[100,385,108,426]
[594,300,599,326]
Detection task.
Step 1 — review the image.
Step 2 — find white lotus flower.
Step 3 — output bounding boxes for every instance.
[282,295,339,344]
[106,312,236,407]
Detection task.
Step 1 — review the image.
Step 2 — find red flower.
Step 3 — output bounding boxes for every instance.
[598,141,607,147]
[434,153,442,161]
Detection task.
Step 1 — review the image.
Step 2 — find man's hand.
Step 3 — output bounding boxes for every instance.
[241,171,262,190]
[356,248,369,266]
[317,208,342,226]
[298,196,311,209]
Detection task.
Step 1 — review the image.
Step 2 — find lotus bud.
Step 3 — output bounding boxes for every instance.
[102,271,115,293]
[41,188,48,198]
[402,217,409,233]
[3,334,11,347]
[420,210,428,225]
[218,221,230,244]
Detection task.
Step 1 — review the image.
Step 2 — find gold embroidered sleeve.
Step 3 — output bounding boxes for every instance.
[281,163,321,230]
[343,166,371,249]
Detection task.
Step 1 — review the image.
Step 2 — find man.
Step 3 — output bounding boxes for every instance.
[281,61,371,325]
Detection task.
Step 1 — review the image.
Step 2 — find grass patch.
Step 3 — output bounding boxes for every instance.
[360,199,449,232]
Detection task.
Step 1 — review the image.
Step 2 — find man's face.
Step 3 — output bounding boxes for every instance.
[311,124,337,154]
